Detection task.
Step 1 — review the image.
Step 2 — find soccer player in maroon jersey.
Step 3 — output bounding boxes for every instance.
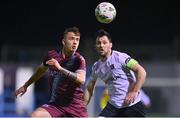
[15,27,88,117]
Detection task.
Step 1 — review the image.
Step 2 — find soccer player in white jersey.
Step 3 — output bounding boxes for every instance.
[84,29,147,117]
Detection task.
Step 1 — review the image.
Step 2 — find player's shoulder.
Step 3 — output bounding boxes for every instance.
[93,61,98,67]
[111,50,131,64]
[112,50,129,57]
[74,52,82,57]
[43,49,60,66]
[112,50,131,61]
[92,60,101,71]
[74,52,86,61]
[44,49,60,59]
[47,49,59,55]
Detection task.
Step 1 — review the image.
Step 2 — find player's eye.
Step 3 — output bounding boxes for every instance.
[75,38,80,41]
[96,41,101,45]
[68,37,74,40]
[102,41,108,45]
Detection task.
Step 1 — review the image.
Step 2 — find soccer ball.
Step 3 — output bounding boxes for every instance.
[95,2,116,24]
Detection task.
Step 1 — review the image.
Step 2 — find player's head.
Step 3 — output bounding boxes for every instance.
[95,29,112,42]
[62,27,81,53]
[95,29,112,58]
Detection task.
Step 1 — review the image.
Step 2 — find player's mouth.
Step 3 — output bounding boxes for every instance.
[98,49,105,53]
[72,46,77,49]
[72,46,76,49]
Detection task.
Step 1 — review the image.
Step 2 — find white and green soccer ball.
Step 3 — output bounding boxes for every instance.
[95,2,116,24]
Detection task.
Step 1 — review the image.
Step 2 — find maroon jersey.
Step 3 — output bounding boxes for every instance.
[43,50,86,106]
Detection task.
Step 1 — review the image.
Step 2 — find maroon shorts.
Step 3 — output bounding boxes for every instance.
[41,103,88,117]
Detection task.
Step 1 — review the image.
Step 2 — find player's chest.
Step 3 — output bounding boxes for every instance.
[95,61,114,78]
[95,61,124,81]
[61,59,76,70]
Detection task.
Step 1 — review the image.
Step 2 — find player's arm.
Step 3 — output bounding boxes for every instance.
[128,59,147,93]
[46,58,85,85]
[83,79,96,105]
[74,69,86,85]
[125,59,147,104]
[15,63,48,97]
[60,68,86,85]
[24,63,48,88]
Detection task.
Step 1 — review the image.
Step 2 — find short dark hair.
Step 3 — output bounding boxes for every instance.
[63,27,80,38]
[95,29,112,42]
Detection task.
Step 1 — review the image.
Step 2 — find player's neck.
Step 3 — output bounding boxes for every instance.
[100,50,112,61]
[62,48,74,58]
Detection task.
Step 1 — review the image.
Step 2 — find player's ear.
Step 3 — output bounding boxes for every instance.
[62,39,65,45]
[110,42,112,48]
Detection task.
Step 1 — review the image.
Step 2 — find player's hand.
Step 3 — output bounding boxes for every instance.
[46,58,62,70]
[14,86,27,98]
[124,91,139,106]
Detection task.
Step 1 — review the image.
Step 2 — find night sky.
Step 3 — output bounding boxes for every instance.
[0,0,179,46]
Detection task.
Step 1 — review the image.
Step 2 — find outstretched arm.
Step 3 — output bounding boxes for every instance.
[83,79,96,105]
[15,63,48,97]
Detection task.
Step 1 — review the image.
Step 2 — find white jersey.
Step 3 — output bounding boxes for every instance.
[91,50,141,108]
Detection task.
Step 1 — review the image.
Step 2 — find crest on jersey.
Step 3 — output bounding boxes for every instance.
[110,64,114,69]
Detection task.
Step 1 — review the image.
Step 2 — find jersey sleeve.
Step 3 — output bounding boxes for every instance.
[77,55,86,71]
[119,53,138,69]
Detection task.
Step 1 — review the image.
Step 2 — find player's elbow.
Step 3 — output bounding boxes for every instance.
[137,65,147,80]
[76,73,86,85]
[76,76,85,85]
[79,79,85,85]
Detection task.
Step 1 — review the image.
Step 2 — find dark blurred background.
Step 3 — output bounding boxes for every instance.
[0,0,180,117]
[0,0,180,63]
[0,0,179,45]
